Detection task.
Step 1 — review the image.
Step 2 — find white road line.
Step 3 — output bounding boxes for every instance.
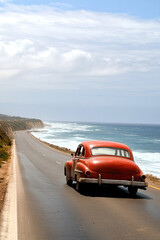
[56,161,62,165]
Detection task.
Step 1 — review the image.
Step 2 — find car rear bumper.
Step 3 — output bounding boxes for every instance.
[79,175,148,188]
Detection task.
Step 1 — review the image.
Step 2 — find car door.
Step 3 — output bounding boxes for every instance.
[71,145,84,179]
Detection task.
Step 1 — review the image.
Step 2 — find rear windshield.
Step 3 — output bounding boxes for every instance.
[91,147,130,158]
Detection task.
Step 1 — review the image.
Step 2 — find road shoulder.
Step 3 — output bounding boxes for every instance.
[0,140,17,240]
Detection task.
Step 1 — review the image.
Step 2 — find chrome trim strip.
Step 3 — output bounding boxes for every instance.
[98,174,102,186]
[79,178,148,187]
[74,169,83,174]
[131,176,134,186]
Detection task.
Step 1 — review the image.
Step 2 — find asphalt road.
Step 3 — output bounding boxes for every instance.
[15,131,160,240]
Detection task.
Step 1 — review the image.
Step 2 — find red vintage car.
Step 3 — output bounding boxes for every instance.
[64,141,148,195]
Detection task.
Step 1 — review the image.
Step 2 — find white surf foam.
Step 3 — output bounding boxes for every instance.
[133,151,160,178]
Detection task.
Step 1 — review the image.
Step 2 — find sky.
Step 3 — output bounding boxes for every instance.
[0,0,160,124]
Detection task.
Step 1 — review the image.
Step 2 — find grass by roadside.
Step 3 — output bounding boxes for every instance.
[0,152,12,213]
[0,123,12,167]
[0,126,12,213]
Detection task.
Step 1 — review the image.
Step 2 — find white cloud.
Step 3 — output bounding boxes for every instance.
[1,39,34,56]
[0,4,160,90]
[0,0,11,2]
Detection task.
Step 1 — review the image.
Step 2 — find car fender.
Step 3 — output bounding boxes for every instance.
[64,161,72,178]
[75,162,89,181]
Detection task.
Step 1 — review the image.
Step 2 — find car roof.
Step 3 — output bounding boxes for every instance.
[79,140,133,159]
[80,140,130,149]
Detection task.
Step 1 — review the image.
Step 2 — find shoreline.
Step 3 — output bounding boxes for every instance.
[30,131,160,187]
[29,131,75,155]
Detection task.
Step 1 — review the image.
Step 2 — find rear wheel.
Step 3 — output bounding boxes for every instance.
[76,181,82,192]
[128,186,138,195]
[66,177,72,186]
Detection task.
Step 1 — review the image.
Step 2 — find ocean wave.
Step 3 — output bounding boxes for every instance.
[133,151,160,163]
[43,138,78,151]
[133,151,160,178]
[122,134,139,137]
[44,121,94,133]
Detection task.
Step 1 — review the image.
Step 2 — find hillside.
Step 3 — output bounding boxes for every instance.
[0,114,44,131]
[0,114,44,166]
[0,122,12,166]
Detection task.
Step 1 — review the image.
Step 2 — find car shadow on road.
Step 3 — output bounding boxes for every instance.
[71,183,151,200]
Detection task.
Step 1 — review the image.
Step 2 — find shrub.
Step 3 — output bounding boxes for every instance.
[0,149,9,161]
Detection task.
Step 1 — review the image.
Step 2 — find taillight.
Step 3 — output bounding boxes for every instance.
[85,170,91,176]
[141,175,146,181]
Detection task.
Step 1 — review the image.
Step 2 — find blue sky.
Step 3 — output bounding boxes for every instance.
[9,0,160,18]
[0,0,160,123]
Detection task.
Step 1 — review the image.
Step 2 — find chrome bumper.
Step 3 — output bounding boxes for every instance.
[79,175,148,188]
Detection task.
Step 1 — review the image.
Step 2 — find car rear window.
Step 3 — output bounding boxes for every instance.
[91,147,130,158]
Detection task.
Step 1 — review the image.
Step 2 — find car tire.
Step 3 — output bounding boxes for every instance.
[66,177,72,186]
[76,181,82,192]
[128,186,138,195]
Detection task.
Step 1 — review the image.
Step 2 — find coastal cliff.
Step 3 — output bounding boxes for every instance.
[7,119,44,131]
[0,114,44,131]
[0,114,44,165]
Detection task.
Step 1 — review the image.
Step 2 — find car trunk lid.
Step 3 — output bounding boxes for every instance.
[87,156,141,175]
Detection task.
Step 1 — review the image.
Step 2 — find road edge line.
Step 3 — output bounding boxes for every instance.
[149,184,160,191]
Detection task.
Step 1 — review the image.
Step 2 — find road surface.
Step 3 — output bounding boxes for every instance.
[15,131,160,240]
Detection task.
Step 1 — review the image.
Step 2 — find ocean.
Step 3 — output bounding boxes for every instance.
[32,121,160,178]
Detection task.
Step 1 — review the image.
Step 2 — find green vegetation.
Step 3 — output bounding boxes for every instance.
[0,122,12,167]
[0,149,9,161]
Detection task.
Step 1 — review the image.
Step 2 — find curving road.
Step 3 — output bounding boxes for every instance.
[15,131,160,240]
